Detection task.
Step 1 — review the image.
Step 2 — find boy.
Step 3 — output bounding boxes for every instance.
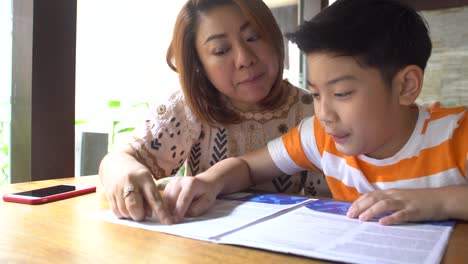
[161,0,468,225]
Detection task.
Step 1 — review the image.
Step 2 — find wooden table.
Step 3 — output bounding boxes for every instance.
[1,176,467,263]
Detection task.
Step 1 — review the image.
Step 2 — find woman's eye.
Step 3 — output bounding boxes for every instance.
[246,34,259,42]
[245,29,260,42]
[335,91,353,98]
[214,48,229,56]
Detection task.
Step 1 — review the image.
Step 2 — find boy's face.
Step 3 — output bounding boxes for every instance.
[306,53,407,159]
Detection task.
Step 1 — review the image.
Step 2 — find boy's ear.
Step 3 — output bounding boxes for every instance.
[394,65,423,106]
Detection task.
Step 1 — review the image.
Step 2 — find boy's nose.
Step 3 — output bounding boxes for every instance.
[316,99,336,125]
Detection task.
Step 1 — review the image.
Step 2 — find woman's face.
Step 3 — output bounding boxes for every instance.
[195,4,279,112]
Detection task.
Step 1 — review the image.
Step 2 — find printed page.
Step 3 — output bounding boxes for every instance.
[92,195,453,264]
[92,193,312,241]
[221,200,453,264]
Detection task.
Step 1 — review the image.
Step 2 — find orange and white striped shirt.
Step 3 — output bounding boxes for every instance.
[268,103,468,202]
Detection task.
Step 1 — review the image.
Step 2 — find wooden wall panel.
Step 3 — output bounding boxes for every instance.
[11,0,76,182]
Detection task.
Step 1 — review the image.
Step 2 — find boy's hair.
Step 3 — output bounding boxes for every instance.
[166,0,287,127]
[286,0,432,87]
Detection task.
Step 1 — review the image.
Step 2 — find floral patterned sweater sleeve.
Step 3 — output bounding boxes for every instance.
[128,91,202,179]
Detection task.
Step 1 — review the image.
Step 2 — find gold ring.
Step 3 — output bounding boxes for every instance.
[123,186,137,199]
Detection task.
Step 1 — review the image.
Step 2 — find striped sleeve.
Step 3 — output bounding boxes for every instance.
[299,117,323,171]
[267,117,322,174]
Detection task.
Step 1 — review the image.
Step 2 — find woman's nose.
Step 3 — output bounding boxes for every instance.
[235,42,257,69]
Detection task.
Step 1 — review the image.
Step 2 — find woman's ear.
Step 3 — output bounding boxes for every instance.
[394,65,424,106]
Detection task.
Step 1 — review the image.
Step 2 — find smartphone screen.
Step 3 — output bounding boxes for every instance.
[2,184,96,204]
[14,185,78,197]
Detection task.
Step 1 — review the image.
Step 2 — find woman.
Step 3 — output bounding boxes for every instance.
[99,0,329,224]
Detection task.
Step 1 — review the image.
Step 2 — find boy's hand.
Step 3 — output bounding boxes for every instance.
[346,188,445,225]
[163,174,218,223]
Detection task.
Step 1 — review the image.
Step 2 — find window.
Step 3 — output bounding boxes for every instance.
[0,0,12,185]
[75,1,185,175]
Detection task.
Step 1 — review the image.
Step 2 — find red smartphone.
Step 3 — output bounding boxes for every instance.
[2,184,96,205]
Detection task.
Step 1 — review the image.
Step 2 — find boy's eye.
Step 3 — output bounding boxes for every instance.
[311,93,320,99]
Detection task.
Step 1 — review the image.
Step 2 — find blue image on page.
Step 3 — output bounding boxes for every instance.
[222,194,454,227]
[221,193,308,205]
[305,199,351,215]
[305,200,455,227]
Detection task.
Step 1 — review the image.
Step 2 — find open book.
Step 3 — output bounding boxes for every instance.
[93,193,454,264]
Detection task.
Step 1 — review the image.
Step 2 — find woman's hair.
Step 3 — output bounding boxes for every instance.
[166,0,286,127]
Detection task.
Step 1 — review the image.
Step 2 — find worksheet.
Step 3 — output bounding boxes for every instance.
[92,193,453,264]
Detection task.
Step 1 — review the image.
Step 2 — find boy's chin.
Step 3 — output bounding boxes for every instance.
[334,144,361,157]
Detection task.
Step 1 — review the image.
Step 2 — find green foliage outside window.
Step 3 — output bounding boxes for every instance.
[108,100,149,149]
[0,121,9,186]
[107,100,186,176]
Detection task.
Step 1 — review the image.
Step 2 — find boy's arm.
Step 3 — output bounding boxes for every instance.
[236,147,285,191]
[439,184,468,220]
[196,146,283,194]
[166,147,283,221]
[349,154,468,225]
[347,184,468,225]
[436,154,468,221]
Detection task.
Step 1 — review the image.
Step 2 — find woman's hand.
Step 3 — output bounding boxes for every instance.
[99,148,174,224]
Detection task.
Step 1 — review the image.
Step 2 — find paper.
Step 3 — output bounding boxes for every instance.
[92,194,453,264]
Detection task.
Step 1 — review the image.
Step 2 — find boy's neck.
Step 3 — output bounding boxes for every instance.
[366,105,419,160]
